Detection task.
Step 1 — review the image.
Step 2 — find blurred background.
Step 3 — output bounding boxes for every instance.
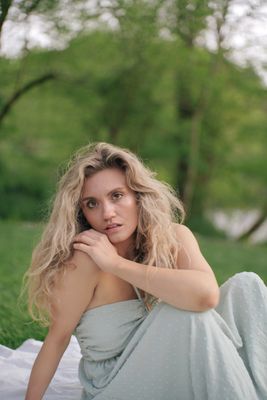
[0,0,267,347]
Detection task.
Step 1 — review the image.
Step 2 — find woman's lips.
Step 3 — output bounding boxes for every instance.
[105,224,122,233]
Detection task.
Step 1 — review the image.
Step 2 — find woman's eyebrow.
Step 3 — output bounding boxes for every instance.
[81,187,126,202]
[81,196,95,203]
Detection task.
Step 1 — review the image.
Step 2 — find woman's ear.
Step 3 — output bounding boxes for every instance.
[77,209,91,230]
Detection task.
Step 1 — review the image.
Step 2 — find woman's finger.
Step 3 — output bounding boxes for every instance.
[83,229,104,239]
[73,242,91,253]
[73,234,95,245]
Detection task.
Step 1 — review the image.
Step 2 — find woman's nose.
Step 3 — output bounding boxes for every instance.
[102,202,116,220]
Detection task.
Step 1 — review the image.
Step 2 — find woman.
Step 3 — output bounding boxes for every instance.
[25,142,267,400]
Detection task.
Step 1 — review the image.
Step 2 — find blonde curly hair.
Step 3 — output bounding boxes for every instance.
[24,142,185,325]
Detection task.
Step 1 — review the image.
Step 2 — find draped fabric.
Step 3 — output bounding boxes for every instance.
[1,272,266,400]
[74,272,267,400]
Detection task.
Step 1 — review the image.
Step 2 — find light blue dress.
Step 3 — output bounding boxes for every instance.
[74,272,267,400]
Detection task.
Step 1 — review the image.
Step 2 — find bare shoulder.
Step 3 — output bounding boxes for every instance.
[173,223,191,235]
[172,223,214,275]
[173,223,200,247]
[51,251,101,330]
[68,250,101,277]
[56,250,101,289]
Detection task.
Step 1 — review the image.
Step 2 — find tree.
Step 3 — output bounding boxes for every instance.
[0,0,59,128]
[0,0,266,225]
[161,0,267,218]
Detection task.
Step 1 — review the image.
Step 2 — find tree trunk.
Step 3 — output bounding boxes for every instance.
[0,0,12,39]
[181,110,202,214]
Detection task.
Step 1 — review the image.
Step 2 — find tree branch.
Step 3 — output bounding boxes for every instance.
[0,0,12,38]
[0,72,56,125]
[237,211,267,241]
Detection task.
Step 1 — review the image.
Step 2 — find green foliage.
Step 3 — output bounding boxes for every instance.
[0,1,267,222]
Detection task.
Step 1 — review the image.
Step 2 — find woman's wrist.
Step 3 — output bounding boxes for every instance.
[112,254,124,274]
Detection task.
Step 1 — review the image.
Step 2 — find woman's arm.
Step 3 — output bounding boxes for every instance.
[74,225,219,312]
[115,262,219,312]
[25,328,71,400]
[113,224,219,312]
[25,251,100,400]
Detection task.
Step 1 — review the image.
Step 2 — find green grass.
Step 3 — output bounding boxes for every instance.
[198,235,267,284]
[0,221,47,349]
[0,220,266,349]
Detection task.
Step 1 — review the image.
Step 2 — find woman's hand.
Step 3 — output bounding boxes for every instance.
[73,229,120,273]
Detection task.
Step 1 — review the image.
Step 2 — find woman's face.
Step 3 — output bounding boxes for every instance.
[80,168,139,257]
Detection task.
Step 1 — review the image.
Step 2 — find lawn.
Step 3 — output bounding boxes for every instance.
[0,221,47,349]
[0,220,266,349]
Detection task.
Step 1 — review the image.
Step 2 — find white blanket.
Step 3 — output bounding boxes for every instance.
[0,336,82,399]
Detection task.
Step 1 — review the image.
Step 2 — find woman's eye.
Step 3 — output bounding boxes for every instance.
[112,192,123,200]
[87,200,97,209]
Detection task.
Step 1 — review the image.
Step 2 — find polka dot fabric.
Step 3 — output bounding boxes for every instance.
[74,272,267,400]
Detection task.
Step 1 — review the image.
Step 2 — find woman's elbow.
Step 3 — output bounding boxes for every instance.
[199,287,220,311]
[47,325,73,346]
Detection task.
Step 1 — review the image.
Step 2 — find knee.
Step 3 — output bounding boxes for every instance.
[224,272,266,303]
[231,271,264,288]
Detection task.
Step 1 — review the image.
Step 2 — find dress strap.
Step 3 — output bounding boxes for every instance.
[133,286,149,313]
[133,285,143,301]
